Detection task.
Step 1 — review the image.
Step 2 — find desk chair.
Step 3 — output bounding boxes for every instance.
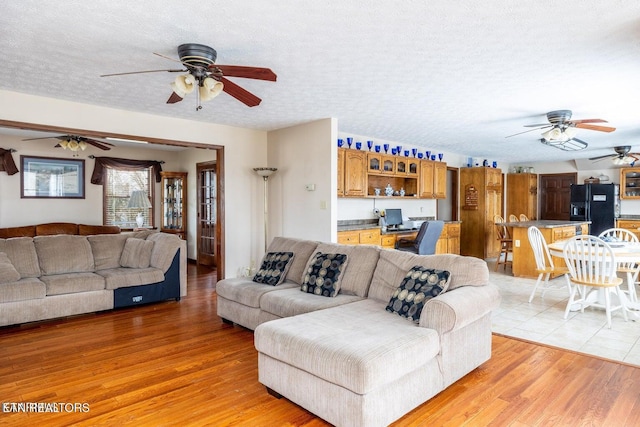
[519,214,529,221]
[395,220,444,255]
[527,226,570,302]
[508,214,519,222]
[563,235,628,328]
[493,215,512,271]
[599,228,640,302]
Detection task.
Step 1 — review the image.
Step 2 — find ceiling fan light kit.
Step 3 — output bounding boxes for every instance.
[506,109,616,153]
[540,137,588,151]
[101,43,276,110]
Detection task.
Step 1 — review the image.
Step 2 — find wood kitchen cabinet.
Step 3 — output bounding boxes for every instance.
[418,160,435,198]
[506,173,538,220]
[337,148,445,199]
[619,167,640,199]
[418,160,447,199]
[510,222,589,278]
[459,167,503,259]
[616,219,640,240]
[337,148,345,195]
[433,161,447,199]
[339,148,367,197]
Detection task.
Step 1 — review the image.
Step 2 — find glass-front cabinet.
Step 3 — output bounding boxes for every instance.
[620,167,640,199]
[160,171,187,239]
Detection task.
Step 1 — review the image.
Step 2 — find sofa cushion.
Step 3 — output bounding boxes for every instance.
[368,250,490,303]
[267,237,319,285]
[260,287,363,318]
[40,273,105,296]
[0,252,21,283]
[385,266,450,323]
[301,252,348,297]
[97,267,165,290]
[0,277,46,303]
[312,243,380,297]
[120,238,154,268]
[88,234,130,270]
[146,232,182,272]
[254,299,441,395]
[34,235,95,275]
[252,252,294,286]
[216,278,299,308]
[0,237,41,278]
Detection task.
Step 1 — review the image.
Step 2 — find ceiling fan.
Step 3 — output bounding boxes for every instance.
[101,43,277,109]
[589,146,640,165]
[22,135,114,151]
[505,110,616,151]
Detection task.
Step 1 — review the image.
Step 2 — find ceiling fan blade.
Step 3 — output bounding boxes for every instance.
[83,139,112,151]
[574,123,616,132]
[22,136,62,141]
[221,77,262,107]
[588,154,615,161]
[505,126,551,138]
[101,69,184,77]
[213,65,277,81]
[523,123,552,128]
[569,118,608,124]
[166,92,184,104]
[82,137,115,147]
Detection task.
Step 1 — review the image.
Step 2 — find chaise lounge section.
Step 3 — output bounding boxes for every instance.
[217,237,500,426]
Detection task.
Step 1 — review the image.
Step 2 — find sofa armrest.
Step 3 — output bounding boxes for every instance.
[418,284,501,334]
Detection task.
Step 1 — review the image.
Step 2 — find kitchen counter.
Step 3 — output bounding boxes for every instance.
[507,220,590,278]
[337,219,460,233]
[499,220,591,229]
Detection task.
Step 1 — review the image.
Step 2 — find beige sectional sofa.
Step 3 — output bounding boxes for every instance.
[216,237,501,427]
[0,231,186,327]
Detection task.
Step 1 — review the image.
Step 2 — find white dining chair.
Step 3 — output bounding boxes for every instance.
[563,235,628,328]
[599,228,640,302]
[527,226,570,302]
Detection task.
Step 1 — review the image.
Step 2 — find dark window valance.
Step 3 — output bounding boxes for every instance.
[90,157,163,185]
[0,148,18,175]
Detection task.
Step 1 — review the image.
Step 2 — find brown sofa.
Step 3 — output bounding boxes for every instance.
[0,222,121,238]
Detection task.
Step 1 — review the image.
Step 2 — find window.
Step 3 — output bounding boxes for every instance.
[104,167,154,228]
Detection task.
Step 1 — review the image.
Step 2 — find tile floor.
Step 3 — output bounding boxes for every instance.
[488,261,640,366]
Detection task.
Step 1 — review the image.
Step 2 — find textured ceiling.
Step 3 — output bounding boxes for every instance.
[1,1,640,163]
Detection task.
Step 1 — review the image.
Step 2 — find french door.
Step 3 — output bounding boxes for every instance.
[197,162,217,266]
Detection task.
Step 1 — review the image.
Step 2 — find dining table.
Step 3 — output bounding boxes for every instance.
[548,238,640,313]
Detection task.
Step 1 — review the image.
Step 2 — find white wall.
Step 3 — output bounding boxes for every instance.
[0,89,267,279]
[267,118,336,245]
[0,136,182,227]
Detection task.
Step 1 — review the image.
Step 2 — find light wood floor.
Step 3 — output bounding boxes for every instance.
[2,264,640,426]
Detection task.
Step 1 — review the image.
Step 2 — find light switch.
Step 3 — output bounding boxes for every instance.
[320,200,327,209]
[305,184,316,191]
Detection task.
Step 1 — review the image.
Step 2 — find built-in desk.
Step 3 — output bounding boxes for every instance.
[337,221,461,254]
[500,220,590,278]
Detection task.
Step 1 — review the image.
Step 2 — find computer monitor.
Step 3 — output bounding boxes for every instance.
[385,208,403,228]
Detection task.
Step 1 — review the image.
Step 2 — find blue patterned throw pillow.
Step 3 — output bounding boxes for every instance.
[301,252,348,297]
[252,252,295,286]
[386,266,451,323]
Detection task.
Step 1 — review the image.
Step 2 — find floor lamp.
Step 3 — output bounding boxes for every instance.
[253,167,277,252]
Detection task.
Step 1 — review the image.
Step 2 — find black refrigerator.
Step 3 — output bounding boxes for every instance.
[569,184,620,236]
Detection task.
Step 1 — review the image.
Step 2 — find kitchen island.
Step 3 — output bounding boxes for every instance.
[500,220,591,278]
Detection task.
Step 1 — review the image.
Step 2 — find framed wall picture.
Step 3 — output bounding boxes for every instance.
[20,155,85,199]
